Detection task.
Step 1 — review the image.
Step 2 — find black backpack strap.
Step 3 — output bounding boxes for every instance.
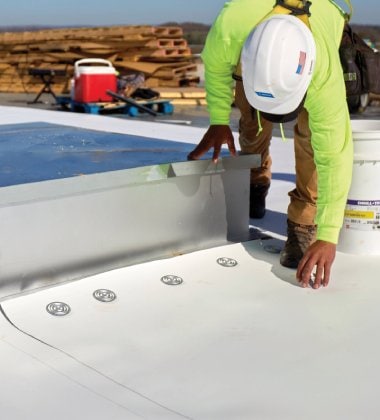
[274,0,312,17]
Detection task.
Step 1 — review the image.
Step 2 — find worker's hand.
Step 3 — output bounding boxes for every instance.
[296,240,336,289]
[187,125,237,163]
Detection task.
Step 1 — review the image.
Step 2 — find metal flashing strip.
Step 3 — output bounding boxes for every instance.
[0,121,258,208]
[0,154,259,209]
[169,154,260,177]
[0,143,256,298]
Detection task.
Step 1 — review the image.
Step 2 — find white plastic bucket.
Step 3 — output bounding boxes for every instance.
[338,120,380,255]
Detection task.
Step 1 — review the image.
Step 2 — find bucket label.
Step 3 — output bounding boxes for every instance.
[344,199,380,231]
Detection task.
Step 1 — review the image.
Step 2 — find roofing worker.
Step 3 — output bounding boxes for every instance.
[188,0,353,289]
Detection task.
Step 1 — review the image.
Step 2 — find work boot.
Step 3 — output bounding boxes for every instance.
[280,219,317,268]
[249,183,270,219]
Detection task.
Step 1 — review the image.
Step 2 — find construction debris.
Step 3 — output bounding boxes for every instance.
[0,25,200,94]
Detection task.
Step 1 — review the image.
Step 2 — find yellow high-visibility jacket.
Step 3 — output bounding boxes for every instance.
[202,0,353,244]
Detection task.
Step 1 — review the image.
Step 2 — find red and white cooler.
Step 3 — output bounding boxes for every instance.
[73,58,117,103]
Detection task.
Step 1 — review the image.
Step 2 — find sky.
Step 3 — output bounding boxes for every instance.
[0,0,378,27]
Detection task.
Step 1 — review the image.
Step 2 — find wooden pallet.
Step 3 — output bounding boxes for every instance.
[56,96,174,116]
[0,25,199,93]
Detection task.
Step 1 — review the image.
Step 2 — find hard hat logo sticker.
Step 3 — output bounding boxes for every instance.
[296,51,306,75]
[255,91,275,98]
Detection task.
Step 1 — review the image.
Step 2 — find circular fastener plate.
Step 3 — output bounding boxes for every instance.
[260,238,283,254]
[46,302,71,317]
[217,257,238,267]
[263,244,282,254]
[93,289,117,303]
[161,275,183,286]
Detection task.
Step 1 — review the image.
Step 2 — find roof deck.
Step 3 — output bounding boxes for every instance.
[0,105,379,419]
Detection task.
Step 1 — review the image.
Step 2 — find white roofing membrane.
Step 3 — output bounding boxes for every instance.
[0,106,379,419]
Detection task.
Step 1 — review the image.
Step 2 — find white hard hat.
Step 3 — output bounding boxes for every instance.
[242,14,316,119]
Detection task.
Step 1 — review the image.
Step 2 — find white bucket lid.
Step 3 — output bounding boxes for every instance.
[351,120,380,140]
[351,120,380,160]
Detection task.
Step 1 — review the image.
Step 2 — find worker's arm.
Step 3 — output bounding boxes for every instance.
[297,105,352,288]
[187,23,241,161]
[297,39,353,288]
[306,69,353,245]
[201,43,236,127]
[189,0,273,160]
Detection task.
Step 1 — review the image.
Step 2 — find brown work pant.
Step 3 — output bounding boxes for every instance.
[234,80,317,226]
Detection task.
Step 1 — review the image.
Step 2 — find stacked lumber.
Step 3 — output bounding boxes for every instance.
[156,87,207,105]
[0,25,200,94]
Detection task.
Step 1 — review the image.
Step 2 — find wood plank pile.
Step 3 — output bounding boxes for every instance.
[157,87,207,105]
[0,25,200,94]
